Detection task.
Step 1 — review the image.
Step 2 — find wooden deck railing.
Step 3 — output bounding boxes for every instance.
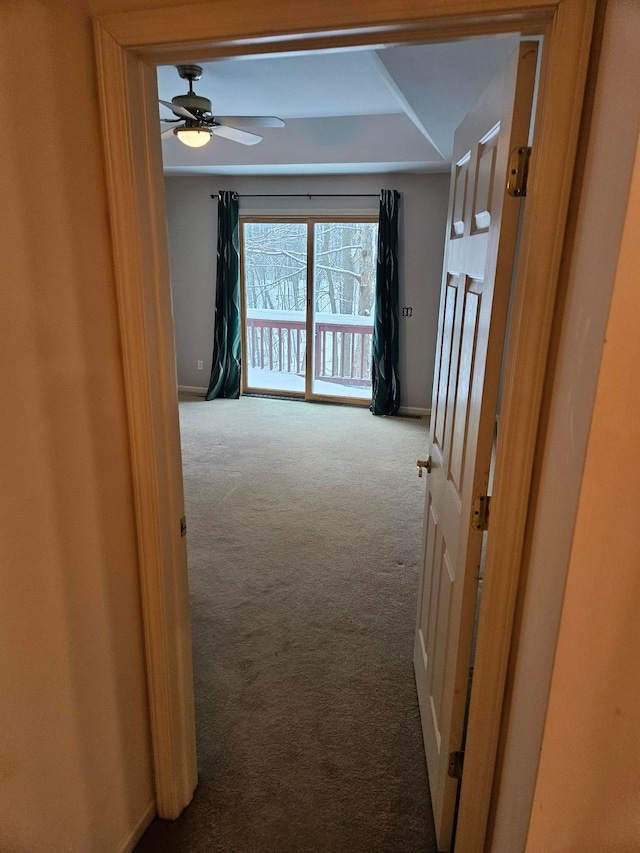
[245,310,373,387]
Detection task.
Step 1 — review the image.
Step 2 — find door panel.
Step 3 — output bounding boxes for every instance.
[473,126,499,233]
[414,42,538,852]
[450,283,481,491]
[433,280,458,451]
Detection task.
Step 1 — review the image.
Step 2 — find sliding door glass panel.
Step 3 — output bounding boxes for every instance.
[311,222,377,400]
[243,222,307,394]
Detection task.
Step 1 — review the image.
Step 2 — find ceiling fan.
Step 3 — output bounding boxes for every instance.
[159,64,284,148]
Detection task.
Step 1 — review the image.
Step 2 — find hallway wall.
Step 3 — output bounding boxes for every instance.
[1,1,155,851]
[490,2,640,849]
[526,77,640,853]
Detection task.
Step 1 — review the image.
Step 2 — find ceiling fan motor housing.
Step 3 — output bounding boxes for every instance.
[172,93,212,115]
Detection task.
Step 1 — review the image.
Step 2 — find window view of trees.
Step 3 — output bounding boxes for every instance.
[243,222,307,312]
[243,221,378,316]
[314,222,377,317]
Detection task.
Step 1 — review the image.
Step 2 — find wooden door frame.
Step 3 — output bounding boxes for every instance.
[93,0,595,847]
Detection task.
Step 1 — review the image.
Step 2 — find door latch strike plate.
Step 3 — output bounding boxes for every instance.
[471,495,490,531]
[448,750,465,779]
[507,146,531,197]
[180,516,187,537]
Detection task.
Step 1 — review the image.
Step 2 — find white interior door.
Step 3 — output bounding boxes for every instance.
[414,42,538,852]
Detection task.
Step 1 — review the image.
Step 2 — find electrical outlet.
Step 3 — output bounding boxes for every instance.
[197,360,204,370]
[402,306,413,317]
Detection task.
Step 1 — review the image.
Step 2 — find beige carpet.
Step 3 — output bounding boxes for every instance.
[135,393,437,853]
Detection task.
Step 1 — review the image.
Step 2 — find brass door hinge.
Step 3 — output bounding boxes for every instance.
[471,495,490,531]
[448,750,465,779]
[507,146,531,197]
[180,515,187,537]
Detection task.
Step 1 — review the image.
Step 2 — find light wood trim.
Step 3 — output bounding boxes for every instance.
[98,0,553,52]
[240,215,315,223]
[93,22,197,819]
[239,219,249,396]
[305,220,314,399]
[454,2,597,851]
[115,798,156,853]
[93,0,595,839]
[243,388,305,399]
[302,216,378,223]
[141,24,548,66]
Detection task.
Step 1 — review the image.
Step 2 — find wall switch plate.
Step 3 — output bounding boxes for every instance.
[197,360,204,370]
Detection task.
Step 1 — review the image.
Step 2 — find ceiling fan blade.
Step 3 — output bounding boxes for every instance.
[211,125,263,146]
[214,116,285,128]
[159,99,198,121]
[161,127,178,138]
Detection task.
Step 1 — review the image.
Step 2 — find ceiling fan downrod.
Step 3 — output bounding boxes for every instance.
[177,64,203,94]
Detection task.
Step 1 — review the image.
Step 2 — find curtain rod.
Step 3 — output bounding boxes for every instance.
[210,193,379,199]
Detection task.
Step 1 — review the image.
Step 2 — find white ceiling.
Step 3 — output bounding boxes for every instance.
[157,34,521,176]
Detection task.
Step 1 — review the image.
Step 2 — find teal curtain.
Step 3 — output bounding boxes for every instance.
[370,189,400,416]
[206,191,241,400]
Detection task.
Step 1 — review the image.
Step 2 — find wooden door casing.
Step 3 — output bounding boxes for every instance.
[94,0,594,833]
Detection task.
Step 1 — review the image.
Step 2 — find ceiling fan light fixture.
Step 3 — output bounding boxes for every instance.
[175,127,212,148]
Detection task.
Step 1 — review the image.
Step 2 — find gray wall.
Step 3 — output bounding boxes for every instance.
[164,172,449,409]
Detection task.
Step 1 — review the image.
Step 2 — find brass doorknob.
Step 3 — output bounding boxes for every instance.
[417,457,432,477]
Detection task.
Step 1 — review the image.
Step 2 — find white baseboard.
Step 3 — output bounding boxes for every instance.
[177,388,430,419]
[178,385,208,394]
[115,798,155,853]
[397,406,431,418]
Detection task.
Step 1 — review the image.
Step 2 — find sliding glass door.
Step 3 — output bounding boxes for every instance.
[241,217,377,404]
[242,221,308,395]
[311,221,377,400]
